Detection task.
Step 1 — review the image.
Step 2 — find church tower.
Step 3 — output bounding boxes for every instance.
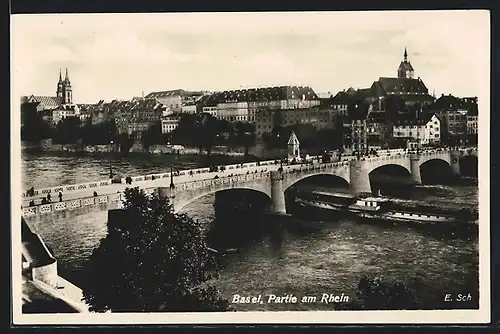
[397,47,415,79]
[62,68,73,104]
[56,69,64,99]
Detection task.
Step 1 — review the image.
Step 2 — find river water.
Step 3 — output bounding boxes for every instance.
[21,150,480,311]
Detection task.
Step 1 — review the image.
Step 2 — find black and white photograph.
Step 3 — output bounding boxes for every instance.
[11,10,490,324]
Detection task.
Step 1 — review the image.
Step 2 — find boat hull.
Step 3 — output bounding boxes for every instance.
[294,197,477,228]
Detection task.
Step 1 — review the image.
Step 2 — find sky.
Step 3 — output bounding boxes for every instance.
[11,11,490,104]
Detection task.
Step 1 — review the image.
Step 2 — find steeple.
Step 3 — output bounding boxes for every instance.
[397,47,414,79]
[57,69,64,98]
[64,68,70,83]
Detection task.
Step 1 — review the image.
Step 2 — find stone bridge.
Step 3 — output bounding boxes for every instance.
[158,149,473,214]
[22,148,477,218]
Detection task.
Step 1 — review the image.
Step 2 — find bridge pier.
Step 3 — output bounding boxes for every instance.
[349,160,371,195]
[270,171,287,214]
[410,153,422,184]
[450,150,461,176]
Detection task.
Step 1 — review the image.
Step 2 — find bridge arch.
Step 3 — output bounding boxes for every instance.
[366,160,411,176]
[419,158,455,184]
[284,172,350,193]
[419,157,451,168]
[174,185,272,213]
[368,163,412,196]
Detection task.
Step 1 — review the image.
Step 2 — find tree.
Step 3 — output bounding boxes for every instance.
[171,114,198,147]
[21,104,52,144]
[197,113,219,155]
[141,122,163,149]
[82,187,230,312]
[81,118,94,145]
[335,274,478,310]
[383,95,407,121]
[116,132,135,153]
[53,116,81,144]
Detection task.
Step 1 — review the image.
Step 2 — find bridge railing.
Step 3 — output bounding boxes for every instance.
[23,148,475,198]
[22,158,289,198]
[21,188,159,217]
[22,179,114,198]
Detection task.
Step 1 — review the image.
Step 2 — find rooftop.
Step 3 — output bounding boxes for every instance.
[373,77,429,95]
[201,86,320,106]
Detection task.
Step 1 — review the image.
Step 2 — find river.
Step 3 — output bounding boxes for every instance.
[21,150,480,311]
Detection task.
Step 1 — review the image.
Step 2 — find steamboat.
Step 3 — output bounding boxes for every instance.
[294,190,478,226]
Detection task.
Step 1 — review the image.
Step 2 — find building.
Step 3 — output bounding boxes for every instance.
[255,106,336,137]
[332,49,435,113]
[122,121,155,138]
[115,98,166,136]
[21,69,76,127]
[467,111,478,135]
[365,111,389,150]
[429,94,478,144]
[51,104,82,125]
[201,106,218,117]
[56,68,73,105]
[392,112,441,146]
[161,114,182,134]
[328,90,351,117]
[181,104,197,114]
[201,86,321,123]
[343,102,370,153]
[397,48,415,79]
[21,96,63,113]
[22,218,88,313]
[144,90,203,113]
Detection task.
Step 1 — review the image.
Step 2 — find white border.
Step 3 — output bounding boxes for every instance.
[11,10,491,325]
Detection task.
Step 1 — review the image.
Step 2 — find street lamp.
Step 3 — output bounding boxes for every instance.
[277,132,283,171]
[109,138,114,179]
[167,141,175,189]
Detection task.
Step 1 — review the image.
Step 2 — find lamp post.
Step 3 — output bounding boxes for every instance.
[109,137,114,179]
[277,132,283,171]
[167,141,175,189]
[355,125,361,160]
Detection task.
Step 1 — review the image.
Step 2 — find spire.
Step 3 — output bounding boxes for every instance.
[404,47,408,62]
[58,69,63,82]
[65,68,70,82]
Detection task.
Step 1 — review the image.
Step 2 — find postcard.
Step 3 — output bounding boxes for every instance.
[11,10,490,325]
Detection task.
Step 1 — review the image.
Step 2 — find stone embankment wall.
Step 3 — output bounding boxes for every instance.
[31,139,293,158]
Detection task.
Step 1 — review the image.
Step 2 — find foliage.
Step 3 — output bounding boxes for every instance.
[262,125,343,151]
[81,119,118,146]
[52,117,82,144]
[383,95,408,121]
[21,105,53,143]
[170,114,257,156]
[140,122,163,149]
[82,187,230,312]
[116,132,135,153]
[336,274,478,310]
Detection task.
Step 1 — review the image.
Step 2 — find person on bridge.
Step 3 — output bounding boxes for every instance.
[93,191,98,197]
[29,200,35,207]
[58,192,63,202]
[46,193,51,202]
[27,187,35,197]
